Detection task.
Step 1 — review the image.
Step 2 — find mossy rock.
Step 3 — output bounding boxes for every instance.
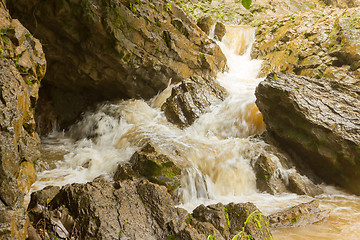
[114,143,182,196]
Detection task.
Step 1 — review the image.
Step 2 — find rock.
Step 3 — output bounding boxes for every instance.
[252,8,360,84]
[192,202,273,240]
[252,146,323,196]
[176,0,326,25]
[320,0,360,7]
[28,179,274,240]
[114,143,182,199]
[225,202,273,240]
[214,22,226,41]
[27,186,60,217]
[192,203,230,238]
[287,172,323,196]
[8,0,227,129]
[255,73,360,195]
[0,3,45,239]
[0,208,29,240]
[162,76,228,128]
[197,16,214,35]
[267,200,329,228]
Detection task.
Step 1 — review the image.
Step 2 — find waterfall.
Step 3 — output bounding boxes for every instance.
[32,25,360,240]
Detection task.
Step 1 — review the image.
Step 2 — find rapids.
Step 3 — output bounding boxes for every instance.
[32,26,360,239]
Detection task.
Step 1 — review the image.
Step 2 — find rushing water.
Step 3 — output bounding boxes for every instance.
[33,26,360,239]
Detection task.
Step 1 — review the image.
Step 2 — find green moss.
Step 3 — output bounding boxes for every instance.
[167,235,180,240]
[225,211,230,226]
[164,2,172,12]
[185,214,193,225]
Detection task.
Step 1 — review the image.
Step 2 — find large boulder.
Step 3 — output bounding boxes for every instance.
[161,76,228,128]
[255,73,360,195]
[7,0,227,129]
[0,2,46,239]
[252,8,360,83]
[28,179,273,240]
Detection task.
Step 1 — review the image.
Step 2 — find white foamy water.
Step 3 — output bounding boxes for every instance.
[32,25,360,240]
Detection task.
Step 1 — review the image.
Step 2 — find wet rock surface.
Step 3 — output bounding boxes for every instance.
[8,0,227,129]
[0,3,46,239]
[193,202,273,240]
[252,147,323,197]
[255,73,360,195]
[114,143,182,199]
[162,75,228,128]
[267,200,329,228]
[252,7,360,84]
[28,180,273,240]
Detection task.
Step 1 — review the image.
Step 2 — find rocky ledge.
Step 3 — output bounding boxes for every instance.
[8,0,227,130]
[27,179,274,240]
[255,73,360,195]
[252,7,360,84]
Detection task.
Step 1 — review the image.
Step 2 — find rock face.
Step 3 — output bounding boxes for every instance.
[176,0,326,25]
[162,76,228,128]
[0,2,46,239]
[252,8,360,83]
[255,73,360,195]
[28,179,273,240]
[8,0,227,129]
[267,200,329,228]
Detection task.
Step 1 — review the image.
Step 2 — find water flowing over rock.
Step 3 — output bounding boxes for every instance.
[255,73,360,195]
[252,7,360,84]
[252,146,323,196]
[0,2,46,239]
[27,179,273,240]
[267,200,330,228]
[8,0,227,129]
[161,76,228,128]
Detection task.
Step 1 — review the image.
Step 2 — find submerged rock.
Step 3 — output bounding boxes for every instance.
[8,0,227,129]
[267,200,329,228]
[162,75,228,128]
[255,73,360,195]
[0,3,46,239]
[28,180,274,240]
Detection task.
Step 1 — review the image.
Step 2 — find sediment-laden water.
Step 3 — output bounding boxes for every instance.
[33,25,360,240]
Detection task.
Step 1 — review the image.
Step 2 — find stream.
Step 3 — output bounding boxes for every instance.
[32,25,360,239]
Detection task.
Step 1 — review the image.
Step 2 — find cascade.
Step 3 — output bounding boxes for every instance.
[33,25,360,240]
